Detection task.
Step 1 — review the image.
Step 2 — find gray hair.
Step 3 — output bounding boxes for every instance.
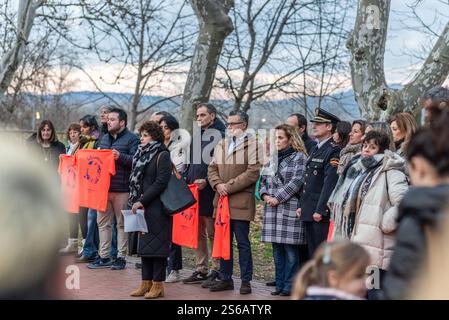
[198,103,217,116]
[100,105,114,113]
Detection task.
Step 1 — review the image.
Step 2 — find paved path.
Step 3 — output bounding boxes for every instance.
[60,256,288,300]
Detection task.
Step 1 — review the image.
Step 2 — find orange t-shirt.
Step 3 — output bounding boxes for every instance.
[212,195,231,260]
[172,184,199,249]
[58,154,79,214]
[74,149,116,212]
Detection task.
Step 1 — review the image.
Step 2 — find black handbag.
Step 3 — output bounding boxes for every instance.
[157,153,197,215]
[128,231,139,255]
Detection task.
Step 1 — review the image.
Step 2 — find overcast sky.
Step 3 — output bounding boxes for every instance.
[12,0,449,95]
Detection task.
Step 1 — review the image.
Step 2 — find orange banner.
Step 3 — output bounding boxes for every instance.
[172,184,199,249]
[58,155,79,213]
[212,195,231,260]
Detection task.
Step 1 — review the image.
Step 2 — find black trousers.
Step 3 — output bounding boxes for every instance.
[68,207,88,239]
[298,244,309,270]
[142,257,167,282]
[304,221,329,258]
[168,243,183,272]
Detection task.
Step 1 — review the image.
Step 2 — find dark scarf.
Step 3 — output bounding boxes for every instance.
[101,123,108,134]
[128,141,162,207]
[395,138,404,152]
[278,146,295,164]
[340,154,384,238]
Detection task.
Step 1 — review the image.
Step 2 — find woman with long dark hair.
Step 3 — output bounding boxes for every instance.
[79,114,100,149]
[332,121,351,149]
[337,120,367,175]
[29,120,66,169]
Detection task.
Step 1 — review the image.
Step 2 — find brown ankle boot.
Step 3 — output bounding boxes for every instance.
[130,280,152,297]
[144,281,164,299]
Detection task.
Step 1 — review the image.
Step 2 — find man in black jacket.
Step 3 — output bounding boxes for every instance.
[182,103,226,287]
[88,108,140,271]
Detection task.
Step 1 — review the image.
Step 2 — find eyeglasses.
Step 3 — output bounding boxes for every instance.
[226,122,244,127]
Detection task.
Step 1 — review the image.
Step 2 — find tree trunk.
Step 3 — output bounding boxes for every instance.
[398,22,449,117]
[179,0,234,133]
[347,0,390,120]
[0,0,41,100]
[348,0,449,121]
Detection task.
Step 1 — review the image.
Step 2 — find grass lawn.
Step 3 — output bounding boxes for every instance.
[181,202,275,282]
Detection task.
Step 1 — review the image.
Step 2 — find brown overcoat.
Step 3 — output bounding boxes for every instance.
[207,135,261,221]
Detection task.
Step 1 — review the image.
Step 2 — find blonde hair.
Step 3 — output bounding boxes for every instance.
[275,124,307,156]
[390,112,418,150]
[291,241,370,300]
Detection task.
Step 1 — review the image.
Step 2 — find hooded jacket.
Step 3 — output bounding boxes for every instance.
[350,150,409,270]
[381,184,449,300]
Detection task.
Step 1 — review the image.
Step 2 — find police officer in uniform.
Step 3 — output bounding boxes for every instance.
[297,108,341,257]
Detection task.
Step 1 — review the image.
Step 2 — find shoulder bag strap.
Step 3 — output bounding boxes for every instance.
[156,151,180,178]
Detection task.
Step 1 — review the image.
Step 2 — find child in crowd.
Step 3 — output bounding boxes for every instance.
[292,241,370,300]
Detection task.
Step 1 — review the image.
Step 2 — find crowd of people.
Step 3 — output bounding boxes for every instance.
[20,85,449,300]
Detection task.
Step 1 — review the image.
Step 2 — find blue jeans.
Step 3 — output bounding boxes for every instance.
[220,220,253,282]
[83,209,117,258]
[167,243,183,273]
[272,243,299,293]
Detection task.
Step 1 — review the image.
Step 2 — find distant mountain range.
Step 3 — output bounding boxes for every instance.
[22,83,404,125]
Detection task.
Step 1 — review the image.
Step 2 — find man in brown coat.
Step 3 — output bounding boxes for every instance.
[207,110,261,295]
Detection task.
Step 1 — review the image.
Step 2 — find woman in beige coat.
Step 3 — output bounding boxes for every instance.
[328,131,408,297]
[351,146,408,270]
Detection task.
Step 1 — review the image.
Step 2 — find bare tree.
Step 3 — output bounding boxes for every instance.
[179,0,234,133]
[43,0,195,130]
[0,1,82,129]
[0,0,44,100]
[347,0,449,120]
[280,0,353,119]
[215,0,324,113]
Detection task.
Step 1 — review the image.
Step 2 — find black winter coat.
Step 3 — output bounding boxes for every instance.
[28,136,66,169]
[381,184,449,300]
[137,147,172,258]
[97,128,140,193]
[185,119,225,216]
[303,132,317,155]
[299,139,340,221]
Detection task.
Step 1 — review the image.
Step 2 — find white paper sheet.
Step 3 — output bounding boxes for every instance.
[121,209,148,233]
